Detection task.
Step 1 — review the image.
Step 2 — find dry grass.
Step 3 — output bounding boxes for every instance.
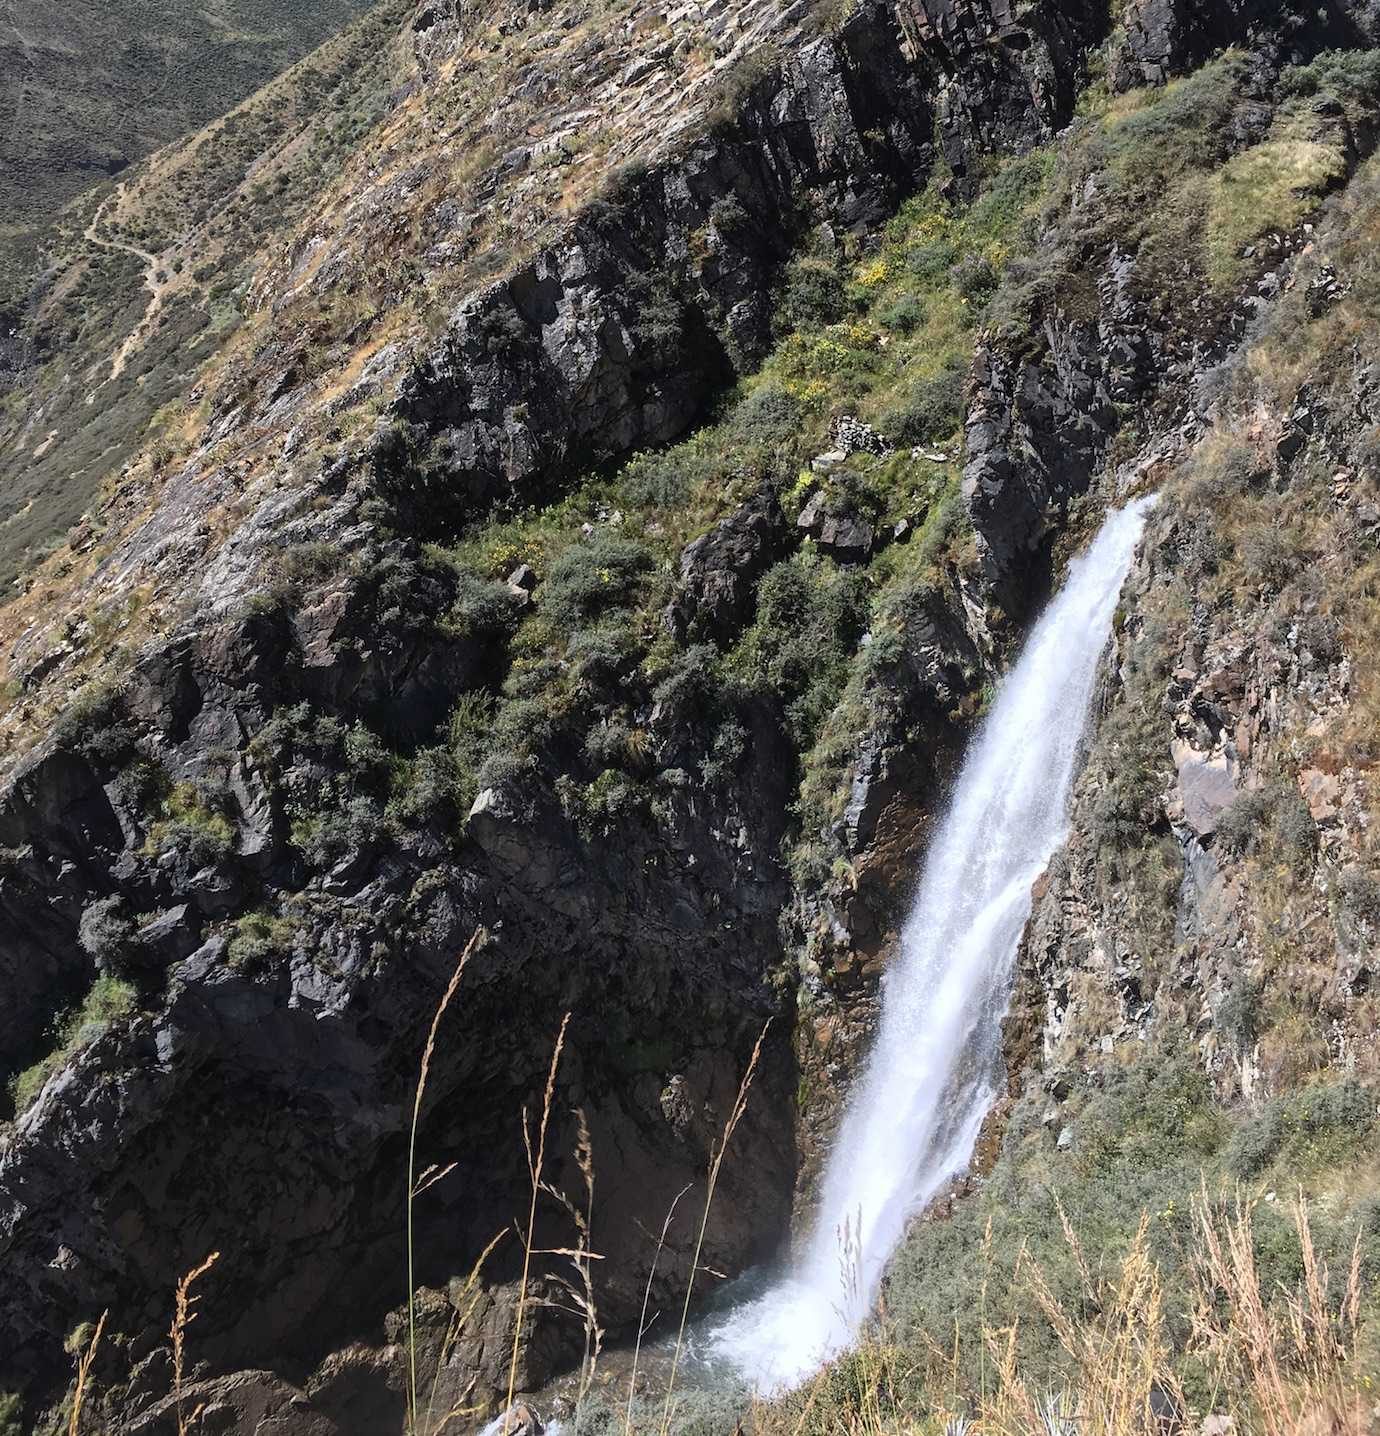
[752,1189,1373,1436]
[170,1251,220,1436]
[658,1020,770,1436]
[624,1183,693,1436]
[506,1011,572,1414]
[67,1310,106,1436]
[537,1107,605,1411]
[407,927,488,1433]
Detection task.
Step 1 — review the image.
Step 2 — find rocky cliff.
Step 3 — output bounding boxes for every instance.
[2,0,1380,1431]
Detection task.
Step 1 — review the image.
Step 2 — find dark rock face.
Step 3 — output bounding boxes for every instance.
[384,0,1116,536]
[894,0,1111,189]
[0,651,799,1426]
[1111,0,1378,89]
[388,0,938,529]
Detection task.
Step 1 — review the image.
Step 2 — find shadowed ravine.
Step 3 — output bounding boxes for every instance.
[707,497,1157,1392]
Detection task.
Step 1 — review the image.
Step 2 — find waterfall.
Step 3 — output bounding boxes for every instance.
[710,496,1155,1392]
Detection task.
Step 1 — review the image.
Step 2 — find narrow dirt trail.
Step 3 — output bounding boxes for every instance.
[83,185,170,383]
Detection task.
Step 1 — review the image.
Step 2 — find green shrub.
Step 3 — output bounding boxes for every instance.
[1097,52,1250,191]
[950,252,999,305]
[77,895,138,971]
[728,382,803,449]
[1217,971,1262,1052]
[780,253,850,331]
[1224,1079,1375,1178]
[568,620,640,692]
[651,644,725,728]
[227,911,299,974]
[875,294,923,333]
[144,781,235,867]
[699,717,748,787]
[1215,783,1314,864]
[1336,866,1380,926]
[735,553,869,749]
[876,360,966,447]
[291,793,387,866]
[1279,48,1380,104]
[618,449,699,508]
[450,569,521,637]
[542,535,653,629]
[390,745,462,826]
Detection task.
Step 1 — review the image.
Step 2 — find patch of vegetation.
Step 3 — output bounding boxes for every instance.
[143,781,236,868]
[408,144,1054,865]
[1225,1079,1375,1178]
[6,976,137,1116]
[226,910,302,974]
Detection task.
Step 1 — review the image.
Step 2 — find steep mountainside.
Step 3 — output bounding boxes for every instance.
[2,0,1380,1432]
[0,0,372,309]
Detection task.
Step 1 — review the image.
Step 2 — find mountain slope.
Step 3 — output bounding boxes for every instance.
[0,0,373,309]
[1,0,1380,1432]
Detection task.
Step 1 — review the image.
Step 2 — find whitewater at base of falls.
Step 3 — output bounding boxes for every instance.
[708,496,1156,1394]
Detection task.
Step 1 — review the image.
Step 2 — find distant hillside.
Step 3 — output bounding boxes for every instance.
[0,0,371,307]
[0,0,410,587]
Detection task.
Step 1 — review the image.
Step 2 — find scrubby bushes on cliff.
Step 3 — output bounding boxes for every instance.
[732,553,868,750]
[541,535,654,628]
[1225,1078,1375,1179]
[78,895,140,973]
[1216,782,1317,865]
[6,976,137,1115]
[226,910,300,974]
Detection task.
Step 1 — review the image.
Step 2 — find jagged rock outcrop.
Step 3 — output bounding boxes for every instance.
[383,0,1124,535]
[1111,0,1380,89]
[664,490,790,643]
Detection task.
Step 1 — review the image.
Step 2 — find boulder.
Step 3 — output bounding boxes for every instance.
[663,489,789,643]
[1175,755,1236,839]
[135,904,204,967]
[797,490,874,562]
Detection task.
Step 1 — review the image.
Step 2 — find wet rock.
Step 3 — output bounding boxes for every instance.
[490,1404,544,1436]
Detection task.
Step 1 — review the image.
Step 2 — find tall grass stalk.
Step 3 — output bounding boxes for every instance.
[171,1251,220,1436]
[536,1107,605,1411]
[421,1229,509,1436]
[67,1309,106,1436]
[505,1011,572,1415]
[623,1183,692,1436]
[406,928,486,1434]
[658,1021,769,1436]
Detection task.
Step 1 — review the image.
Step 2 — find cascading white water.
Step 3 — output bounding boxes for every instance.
[710,496,1156,1392]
